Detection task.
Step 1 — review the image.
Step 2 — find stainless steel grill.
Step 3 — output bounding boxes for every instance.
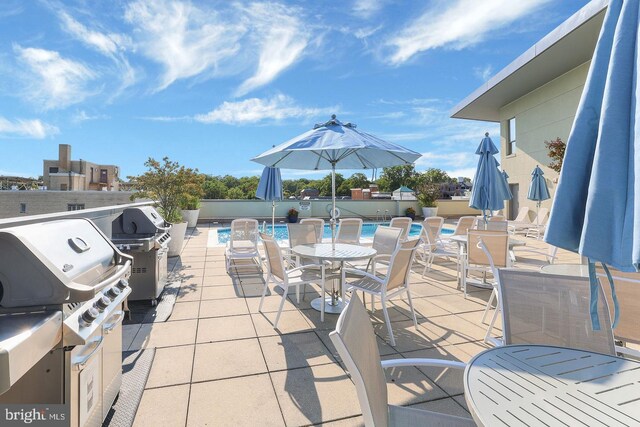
[111,206,170,304]
[0,218,132,427]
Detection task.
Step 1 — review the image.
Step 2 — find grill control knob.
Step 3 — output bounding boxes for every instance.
[80,307,99,326]
[94,296,111,312]
[106,287,121,299]
[116,278,129,291]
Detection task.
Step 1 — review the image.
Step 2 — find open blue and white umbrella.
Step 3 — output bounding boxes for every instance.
[255,166,282,236]
[469,133,506,223]
[253,115,421,247]
[527,165,550,231]
[546,0,640,329]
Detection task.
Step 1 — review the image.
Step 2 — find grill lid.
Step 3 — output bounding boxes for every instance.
[0,219,131,307]
[112,206,169,235]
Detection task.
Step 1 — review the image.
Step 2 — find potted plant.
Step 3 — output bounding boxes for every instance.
[287,208,299,223]
[128,157,203,257]
[405,207,416,220]
[180,194,202,228]
[417,183,440,218]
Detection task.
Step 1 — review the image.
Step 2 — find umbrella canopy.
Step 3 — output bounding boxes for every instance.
[469,133,506,218]
[253,115,421,247]
[500,170,513,200]
[255,167,282,236]
[527,166,550,204]
[546,0,638,273]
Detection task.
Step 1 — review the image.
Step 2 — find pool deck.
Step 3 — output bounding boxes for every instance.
[125,222,581,426]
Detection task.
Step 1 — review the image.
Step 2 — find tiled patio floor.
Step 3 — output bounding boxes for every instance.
[126,223,580,426]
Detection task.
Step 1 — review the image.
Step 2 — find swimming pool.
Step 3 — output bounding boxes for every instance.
[215,222,452,244]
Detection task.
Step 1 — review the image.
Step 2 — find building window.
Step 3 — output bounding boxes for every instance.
[67,204,85,211]
[100,169,108,183]
[507,117,516,155]
[60,184,68,191]
[19,203,26,213]
[49,167,59,173]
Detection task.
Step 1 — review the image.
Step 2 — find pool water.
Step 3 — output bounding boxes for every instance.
[216,222,452,244]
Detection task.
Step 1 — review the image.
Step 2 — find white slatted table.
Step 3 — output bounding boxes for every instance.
[464,344,640,426]
[292,243,376,314]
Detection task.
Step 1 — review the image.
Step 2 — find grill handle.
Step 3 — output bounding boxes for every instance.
[72,336,103,370]
[104,311,125,334]
[67,259,132,299]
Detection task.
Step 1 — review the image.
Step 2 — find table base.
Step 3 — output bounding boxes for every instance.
[310,297,347,314]
[465,278,493,289]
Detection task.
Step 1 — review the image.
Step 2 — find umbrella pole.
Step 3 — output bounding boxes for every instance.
[331,163,336,251]
[272,201,276,236]
[536,201,540,239]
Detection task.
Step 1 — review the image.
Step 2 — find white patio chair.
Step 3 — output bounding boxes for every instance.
[417,222,459,278]
[477,220,508,232]
[300,218,324,242]
[336,218,363,244]
[497,268,615,355]
[259,233,326,326]
[447,216,477,238]
[286,223,319,267]
[423,216,444,244]
[346,225,402,275]
[525,207,550,239]
[389,217,412,240]
[329,294,475,427]
[225,218,262,274]
[342,238,421,346]
[507,206,530,224]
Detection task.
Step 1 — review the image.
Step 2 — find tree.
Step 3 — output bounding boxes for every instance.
[377,165,419,192]
[421,168,451,185]
[128,157,203,223]
[203,177,228,199]
[227,187,245,199]
[545,137,566,173]
[338,172,370,195]
[318,173,345,196]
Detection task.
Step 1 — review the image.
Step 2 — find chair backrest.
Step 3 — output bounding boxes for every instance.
[299,218,324,242]
[536,207,550,225]
[489,215,506,222]
[389,217,412,240]
[329,294,388,427]
[336,218,363,244]
[498,269,616,355]
[287,223,317,248]
[372,226,402,256]
[467,230,509,269]
[385,238,420,291]
[452,216,476,236]
[478,220,508,232]
[424,216,444,239]
[419,222,437,248]
[513,207,530,222]
[596,267,640,345]
[230,218,259,249]
[260,232,286,281]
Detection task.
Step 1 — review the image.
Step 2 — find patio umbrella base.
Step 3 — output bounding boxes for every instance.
[311,297,347,314]
[465,278,493,290]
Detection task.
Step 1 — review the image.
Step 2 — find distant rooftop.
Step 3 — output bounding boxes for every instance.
[451,0,609,122]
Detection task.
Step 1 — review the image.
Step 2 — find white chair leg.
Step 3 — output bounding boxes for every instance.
[274,283,290,329]
[381,296,396,347]
[370,294,375,312]
[482,289,496,323]
[258,276,270,312]
[484,303,501,344]
[406,290,418,330]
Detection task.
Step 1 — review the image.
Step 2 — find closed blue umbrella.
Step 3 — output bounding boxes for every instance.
[469,133,505,223]
[500,170,513,200]
[255,167,283,236]
[546,0,639,328]
[527,166,550,236]
[253,115,421,247]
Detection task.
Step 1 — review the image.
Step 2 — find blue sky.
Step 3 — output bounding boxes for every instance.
[0,0,590,180]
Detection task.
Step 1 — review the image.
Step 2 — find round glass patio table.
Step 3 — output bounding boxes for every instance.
[540,263,589,277]
[292,243,376,314]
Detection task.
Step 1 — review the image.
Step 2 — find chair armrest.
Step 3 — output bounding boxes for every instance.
[381,358,466,370]
[288,264,325,274]
[342,268,385,283]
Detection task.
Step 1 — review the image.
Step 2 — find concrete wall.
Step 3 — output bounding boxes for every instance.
[499,61,590,220]
[0,191,136,218]
[199,199,480,221]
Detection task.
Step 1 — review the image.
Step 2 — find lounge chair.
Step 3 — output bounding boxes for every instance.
[497,269,615,355]
[259,233,326,326]
[509,207,547,236]
[299,218,324,242]
[329,294,475,427]
[525,207,550,239]
[342,239,421,346]
[225,218,262,274]
[336,218,363,244]
[389,217,412,240]
[507,206,530,225]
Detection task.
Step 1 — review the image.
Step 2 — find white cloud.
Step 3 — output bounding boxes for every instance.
[71,110,109,123]
[14,45,97,110]
[352,0,386,19]
[124,0,246,92]
[235,3,309,96]
[387,0,551,64]
[473,64,493,81]
[0,116,59,138]
[194,94,334,125]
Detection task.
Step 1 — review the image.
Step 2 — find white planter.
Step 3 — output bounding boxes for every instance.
[168,221,188,257]
[181,209,200,228]
[421,207,438,218]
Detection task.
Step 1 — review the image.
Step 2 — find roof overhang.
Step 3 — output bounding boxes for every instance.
[451,0,609,122]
